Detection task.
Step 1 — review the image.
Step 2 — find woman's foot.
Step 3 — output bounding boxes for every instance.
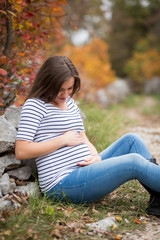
[149,158,158,165]
[145,157,160,217]
[146,195,160,217]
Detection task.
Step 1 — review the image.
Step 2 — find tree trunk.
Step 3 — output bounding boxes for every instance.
[3,0,13,57]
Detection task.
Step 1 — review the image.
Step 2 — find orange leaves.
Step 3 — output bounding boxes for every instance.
[133,218,147,224]
[18,52,26,56]
[14,95,26,107]
[115,234,123,240]
[125,48,160,89]
[58,0,67,5]
[61,38,115,92]
[133,218,141,224]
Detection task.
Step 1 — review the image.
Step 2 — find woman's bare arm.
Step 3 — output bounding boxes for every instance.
[15,131,84,160]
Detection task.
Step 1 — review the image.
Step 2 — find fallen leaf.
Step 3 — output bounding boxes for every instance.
[142,219,147,224]
[115,234,123,239]
[50,229,62,238]
[92,207,99,213]
[110,223,117,230]
[45,206,54,215]
[104,231,112,236]
[27,228,33,237]
[116,216,123,222]
[133,219,141,224]
[3,230,11,236]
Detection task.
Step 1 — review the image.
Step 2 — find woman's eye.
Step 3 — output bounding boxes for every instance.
[69,87,73,90]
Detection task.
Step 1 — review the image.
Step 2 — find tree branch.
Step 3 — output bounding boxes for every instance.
[3,0,13,57]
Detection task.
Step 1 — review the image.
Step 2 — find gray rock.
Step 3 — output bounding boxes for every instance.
[7,166,32,180]
[0,173,10,195]
[21,159,37,176]
[9,180,16,193]
[0,164,4,178]
[0,154,21,170]
[15,182,40,197]
[4,106,22,129]
[0,200,12,210]
[144,77,160,94]
[86,217,116,232]
[0,116,17,153]
[97,79,130,108]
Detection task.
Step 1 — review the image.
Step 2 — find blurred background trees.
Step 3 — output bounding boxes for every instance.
[1,0,160,110]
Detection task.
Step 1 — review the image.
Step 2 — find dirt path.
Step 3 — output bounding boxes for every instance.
[124,96,160,162]
[122,96,160,240]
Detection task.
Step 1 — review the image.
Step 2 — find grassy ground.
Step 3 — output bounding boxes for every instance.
[1,94,160,240]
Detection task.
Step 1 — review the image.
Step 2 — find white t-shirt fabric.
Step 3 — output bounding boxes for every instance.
[16,97,91,192]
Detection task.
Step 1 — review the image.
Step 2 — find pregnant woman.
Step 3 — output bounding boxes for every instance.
[16,56,160,216]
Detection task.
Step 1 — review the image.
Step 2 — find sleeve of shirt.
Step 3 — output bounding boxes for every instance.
[16,98,46,142]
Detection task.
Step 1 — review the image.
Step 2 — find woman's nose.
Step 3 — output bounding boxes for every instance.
[63,90,69,97]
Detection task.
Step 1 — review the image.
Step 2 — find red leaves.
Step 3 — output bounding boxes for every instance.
[0,68,7,76]
[22,33,30,41]
[25,11,35,17]
[0,0,68,109]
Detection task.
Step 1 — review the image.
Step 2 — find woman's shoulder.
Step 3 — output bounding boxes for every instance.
[23,98,47,113]
[25,98,45,106]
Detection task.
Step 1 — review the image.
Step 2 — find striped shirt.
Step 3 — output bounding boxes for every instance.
[16,97,91,192]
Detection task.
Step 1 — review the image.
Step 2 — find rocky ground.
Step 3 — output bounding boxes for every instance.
[122,96,160,240]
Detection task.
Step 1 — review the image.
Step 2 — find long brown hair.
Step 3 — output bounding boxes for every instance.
[27,56,81,102]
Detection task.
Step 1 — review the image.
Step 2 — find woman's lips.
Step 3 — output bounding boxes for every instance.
[59,98,66,101]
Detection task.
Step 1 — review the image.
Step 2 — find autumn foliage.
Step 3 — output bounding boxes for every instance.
[0,0,67,109]
[60,38,115,96]
[125,49,160,90]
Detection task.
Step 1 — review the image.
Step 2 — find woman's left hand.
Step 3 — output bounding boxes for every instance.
[77,155,101,166]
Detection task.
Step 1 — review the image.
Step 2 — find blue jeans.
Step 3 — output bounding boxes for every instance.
[46,133,160,203]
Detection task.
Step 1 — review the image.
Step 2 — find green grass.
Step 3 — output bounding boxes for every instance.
[79,101,129,152]
[0,95,157,240]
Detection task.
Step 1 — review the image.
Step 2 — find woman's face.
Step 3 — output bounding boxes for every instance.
[53,76,75,106]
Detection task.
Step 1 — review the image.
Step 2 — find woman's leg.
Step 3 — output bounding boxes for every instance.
[47,153,160,203]
[100,133,152,160]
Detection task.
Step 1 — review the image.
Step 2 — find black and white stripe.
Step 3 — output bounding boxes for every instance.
[16,97,91,192]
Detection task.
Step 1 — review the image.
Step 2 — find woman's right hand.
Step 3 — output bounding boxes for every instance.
[63,131,85,146]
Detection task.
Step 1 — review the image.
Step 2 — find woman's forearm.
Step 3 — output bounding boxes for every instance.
[15,135,67,160]
[15,131,85,160]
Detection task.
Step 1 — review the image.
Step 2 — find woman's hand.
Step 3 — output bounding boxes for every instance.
[77,155,101,166]
[63,131,85,146]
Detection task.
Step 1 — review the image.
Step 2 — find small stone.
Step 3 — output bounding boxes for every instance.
[86,217,116,233]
